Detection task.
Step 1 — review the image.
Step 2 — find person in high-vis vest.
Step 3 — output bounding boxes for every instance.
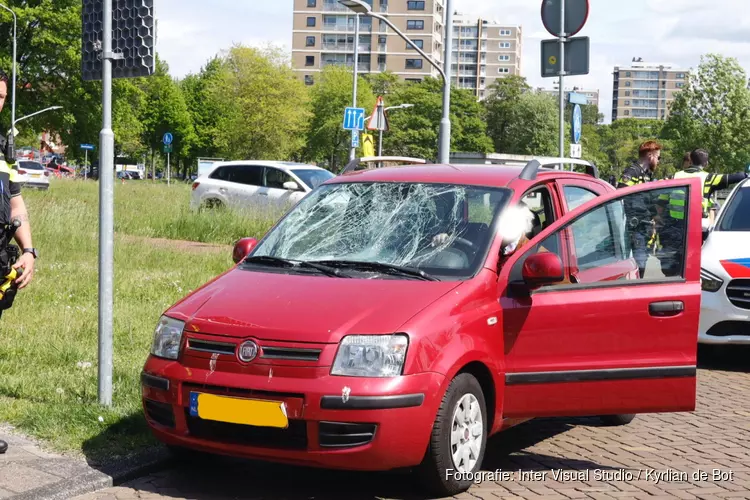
[0,69,38,455]
[658,149,749,277]
[617,140,662,279]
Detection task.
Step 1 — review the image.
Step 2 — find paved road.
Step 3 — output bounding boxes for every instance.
[74,346,750,500]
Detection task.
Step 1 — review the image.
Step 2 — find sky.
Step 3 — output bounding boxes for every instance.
[153,0,750,123]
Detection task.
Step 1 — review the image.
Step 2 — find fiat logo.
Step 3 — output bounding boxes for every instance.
[238,340,259,362]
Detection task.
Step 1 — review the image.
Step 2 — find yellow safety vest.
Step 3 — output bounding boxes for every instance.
[661,168,727,220]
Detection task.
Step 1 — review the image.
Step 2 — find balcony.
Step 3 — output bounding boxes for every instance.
[323,23,373,33]
[322,0,374,12]
[321,42,371,52]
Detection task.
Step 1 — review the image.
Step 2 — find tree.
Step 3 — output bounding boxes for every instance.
[484,76,532,151]
[207,45,311,162]
[181,57,224,166]
[380,77,493,160]
[663,53,750,172]
[306,65,375,171]
[365,71,402,97]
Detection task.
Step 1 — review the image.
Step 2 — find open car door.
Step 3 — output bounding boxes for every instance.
[498,177,703,419]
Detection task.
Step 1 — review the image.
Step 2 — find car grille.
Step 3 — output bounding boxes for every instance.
[727,279,750,310]
[144,399,175,428]
[186,337,322,362]
[706,321,750,337]
[318,422,377,448]
[185,410,308,450]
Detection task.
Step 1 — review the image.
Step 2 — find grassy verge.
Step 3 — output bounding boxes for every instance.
[0,178,278,462]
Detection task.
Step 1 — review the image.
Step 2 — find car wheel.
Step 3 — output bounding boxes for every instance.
[417,373,488,497]
[201,199,224,211]
[599,414,636,426]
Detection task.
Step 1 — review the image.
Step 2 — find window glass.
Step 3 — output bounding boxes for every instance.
[293,169,335,190]
[563,186,598,211]
[228,166,263,186]
[209,166,228,181]
[509,187,689,288]
[265,168,294,189]
[718,188,750,231]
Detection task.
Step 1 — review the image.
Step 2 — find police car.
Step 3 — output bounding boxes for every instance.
[699,177,750,345]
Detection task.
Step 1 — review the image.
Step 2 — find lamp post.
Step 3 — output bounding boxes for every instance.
[0,3,17,160]
[339,0,453,164]
[365,103,414,156]
[13,106,63,128]
[349,12,360,161]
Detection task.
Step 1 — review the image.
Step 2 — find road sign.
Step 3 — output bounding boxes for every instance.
[362,134,375,157]
[572,104,582,144]
[163,132,173,145]
[163,144,172,153]
[80,144,95,151]
[568,92,589,105]
[367,97,389,132]
[343,107,366,131]
[541,37,590,77]
[570,143,582,159]
[541,0,590,38]
[351,130,360,148]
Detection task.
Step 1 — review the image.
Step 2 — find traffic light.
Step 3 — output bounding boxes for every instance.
[81,0,155,81]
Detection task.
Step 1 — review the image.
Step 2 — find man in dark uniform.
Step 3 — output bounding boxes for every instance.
[617,141,662,278]
[0,69,37,455]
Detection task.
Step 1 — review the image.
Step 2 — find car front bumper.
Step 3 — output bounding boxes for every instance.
[141,355,445,471]
[699,290,750,345]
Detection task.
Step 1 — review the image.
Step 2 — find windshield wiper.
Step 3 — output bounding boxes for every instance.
[315,260,439,281]
[242,256,348,278]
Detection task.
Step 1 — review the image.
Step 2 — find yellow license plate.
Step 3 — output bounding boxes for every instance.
[189,392,288,428]
[31,174,41,178]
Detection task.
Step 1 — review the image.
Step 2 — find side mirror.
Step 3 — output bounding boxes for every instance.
[522,252,564,289]
[702,228,710,243]
[283,181,300,191]
[232,237,258,264]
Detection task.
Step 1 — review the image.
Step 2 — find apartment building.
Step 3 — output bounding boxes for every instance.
[612,59,690,121]
[291,0,446,86]
[537,87,600,107]
[451,15,522,99]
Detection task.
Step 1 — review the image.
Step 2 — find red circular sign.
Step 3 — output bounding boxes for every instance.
[541,0,590,38]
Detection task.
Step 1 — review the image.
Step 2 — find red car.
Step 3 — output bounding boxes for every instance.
[141,159,703,496]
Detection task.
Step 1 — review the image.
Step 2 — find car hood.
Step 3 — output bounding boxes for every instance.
[167,267,463,343]
[703,230,750,278]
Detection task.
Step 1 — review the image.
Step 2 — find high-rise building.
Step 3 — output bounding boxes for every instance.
[291,0,446,86]
[612,59,690,121]
[451,15,522,99]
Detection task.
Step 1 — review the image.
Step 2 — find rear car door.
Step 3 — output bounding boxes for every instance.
[225,165,265,210]
[498,177,703,419]
[263,166,306,211]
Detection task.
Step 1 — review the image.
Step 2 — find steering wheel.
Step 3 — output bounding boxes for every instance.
[452,237,477,252]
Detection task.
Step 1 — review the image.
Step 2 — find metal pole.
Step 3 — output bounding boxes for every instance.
[98,0,115,407]
[378,129,383,156]
[558,0,565,163]
[349,13,360,161]
[167,151,170,185]
[438,0,453,164]
[84,149,88,180]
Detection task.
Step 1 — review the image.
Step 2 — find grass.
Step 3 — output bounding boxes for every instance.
[0,178,279,462]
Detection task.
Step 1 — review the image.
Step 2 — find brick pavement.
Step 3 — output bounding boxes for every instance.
[73,351,750,500]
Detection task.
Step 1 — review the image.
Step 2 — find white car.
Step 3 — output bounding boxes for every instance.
[699,177,750,345]
[16,160,50,190]
[190,161,334,213]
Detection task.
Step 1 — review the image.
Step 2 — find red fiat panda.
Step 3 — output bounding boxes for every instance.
[142,159,702,496]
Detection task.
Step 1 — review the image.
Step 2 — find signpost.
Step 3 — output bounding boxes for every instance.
[81,144,95,180]
[343,107,366,131]
[163,132,172,185]
[367,96,390,156]
[540,0,590,165]
[570,103,582,158]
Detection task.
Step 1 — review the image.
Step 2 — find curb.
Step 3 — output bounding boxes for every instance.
[11,446,173,500]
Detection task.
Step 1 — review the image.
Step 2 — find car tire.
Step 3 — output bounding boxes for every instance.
[599,414,636,426]
[201,199,224,211]
[417,373,488,497]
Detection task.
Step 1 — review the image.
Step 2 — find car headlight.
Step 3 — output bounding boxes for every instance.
[151,315,185,360]
[331,334,409,377]
[700,268,724,293]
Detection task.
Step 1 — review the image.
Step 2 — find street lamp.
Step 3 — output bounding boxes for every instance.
[13,106,63,128]
[339,0,453,164]
[0,3,17,160]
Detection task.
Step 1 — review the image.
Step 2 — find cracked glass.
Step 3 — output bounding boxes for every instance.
[251,182,511,280]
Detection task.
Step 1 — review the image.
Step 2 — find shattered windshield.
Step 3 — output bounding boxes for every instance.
[251,182,511,280]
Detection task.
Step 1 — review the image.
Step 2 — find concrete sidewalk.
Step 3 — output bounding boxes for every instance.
[0,423,169,499]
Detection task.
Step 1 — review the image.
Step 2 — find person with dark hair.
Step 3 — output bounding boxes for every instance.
[617,141,662,278]
[0,68,37,455]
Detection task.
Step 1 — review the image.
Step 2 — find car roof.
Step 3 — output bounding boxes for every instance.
[209,160,324,171]
[326,163,602,189]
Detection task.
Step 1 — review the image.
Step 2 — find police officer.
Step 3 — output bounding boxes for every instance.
[617,140,662,278]
[0,69,37,455]
[658,149,749,277]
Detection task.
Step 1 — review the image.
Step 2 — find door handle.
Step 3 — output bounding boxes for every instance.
[649,301,684,317]
[219,188,227,193]
[259,192,268,196]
